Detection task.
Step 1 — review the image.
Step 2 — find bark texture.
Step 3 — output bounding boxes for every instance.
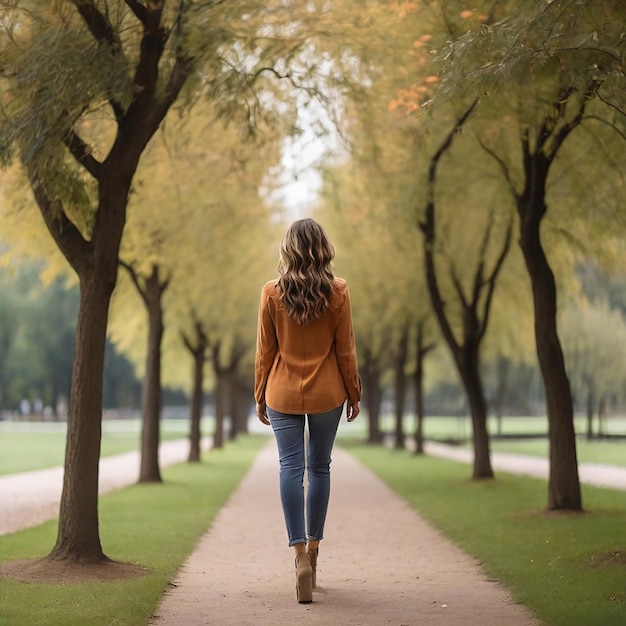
[362,349,384,444]
[517,144,581,510]
[182,320,208,463]
[413,319,435,455]
[393,321,410,449]
[125,265,169,484]
[49,275,113,562]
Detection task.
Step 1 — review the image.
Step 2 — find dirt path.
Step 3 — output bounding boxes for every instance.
[149,440,539,626]
[424,441,626,489]
[0,438,211,536]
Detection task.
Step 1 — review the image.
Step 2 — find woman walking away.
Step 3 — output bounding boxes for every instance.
[254,218,361,604]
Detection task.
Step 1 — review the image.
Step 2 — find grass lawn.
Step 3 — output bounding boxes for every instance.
[485,437,626,467]
[0,434,268,626]
[0,418,212,475]
[3,415,625,475]
[343,439,626,626]
[369,415,626,467]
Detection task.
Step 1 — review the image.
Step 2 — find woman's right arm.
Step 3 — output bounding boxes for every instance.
[254,284,277,425]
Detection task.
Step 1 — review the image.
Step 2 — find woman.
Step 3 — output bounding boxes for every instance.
[254,218,361,604]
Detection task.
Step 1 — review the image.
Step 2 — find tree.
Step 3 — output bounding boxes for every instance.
[1,3,196,564]
[180,316,208,462]
[417,104,514,479]
[392,318,410,449]
[120,262,169,482]
[412,315,436,454]
[106,98,283,470]
[432,0,626,510]
[319,180,404,444]
[0,0,296,566]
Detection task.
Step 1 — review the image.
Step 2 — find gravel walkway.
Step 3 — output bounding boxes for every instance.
[424,442,626,489]
[148,440,539,626]
[0,438,211,536]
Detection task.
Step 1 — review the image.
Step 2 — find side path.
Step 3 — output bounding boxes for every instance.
[0,438,211,536]
[149,440,539,626]
[424,442,626,490]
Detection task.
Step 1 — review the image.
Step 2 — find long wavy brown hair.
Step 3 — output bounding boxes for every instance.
[277,218,336,325]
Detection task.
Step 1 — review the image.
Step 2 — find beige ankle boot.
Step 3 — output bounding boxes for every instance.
[295,552,313,603]
[307,547,318,588]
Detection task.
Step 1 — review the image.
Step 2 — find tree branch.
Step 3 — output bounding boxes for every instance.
[478,214,513,342]
[449,262,469,311]
[119,259,148,306]
[418,100,478,360]
[583,115,626,143]
[63,129,102,179]
[132,2,167,97]
[425,99,479,213]
[123,0,149,24]
[547,81,598,161]
[473,210,494,303]
[22,158,90,272]
[476,135,519,200]
[595,91,626,121]
[550,45,623,64]
[71,1,126,119]
[71,0,121,52]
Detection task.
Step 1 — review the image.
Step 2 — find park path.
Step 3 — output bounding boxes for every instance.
[149,439,539,626]
[425,441,626,490]
[0,437,211,536]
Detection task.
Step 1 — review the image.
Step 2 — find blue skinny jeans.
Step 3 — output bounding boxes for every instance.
[267,404,343,546]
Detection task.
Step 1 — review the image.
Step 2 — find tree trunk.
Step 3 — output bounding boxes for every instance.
[413,320,434,455]
[417,102,507,480]
[460,360,493,479]
[598,396,608,437]
[393,323,410,449]
[229,373,250,438]
[20,2,193,564]
[585,386,594,440]
[413,351,425,456]
[227,371,238,440]
[48,274,113,563]
[421,229,495,478]
[213,370,226,449]
[188,346,205,463]
[518,162,581,510]
[495,355,509,436]
[363,361,383,444]
[138,268,165,483]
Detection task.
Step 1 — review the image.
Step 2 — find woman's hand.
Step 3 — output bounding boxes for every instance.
[346,401,360,422]
[256,402,270,426]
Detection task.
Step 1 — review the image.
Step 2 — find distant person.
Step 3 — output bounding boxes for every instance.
[254,217,361,604]
[19,399,31,417]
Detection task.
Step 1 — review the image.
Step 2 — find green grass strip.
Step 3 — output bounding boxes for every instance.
[0,434,268,626]
[342,439,626,626]
[0,419,210,475]
[485,438,626,467]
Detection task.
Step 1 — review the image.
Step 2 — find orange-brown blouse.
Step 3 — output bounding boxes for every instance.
[254,277,361,415]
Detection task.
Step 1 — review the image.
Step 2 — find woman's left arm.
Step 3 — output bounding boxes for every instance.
[335,283,362,407]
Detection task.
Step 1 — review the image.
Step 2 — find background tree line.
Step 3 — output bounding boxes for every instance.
[3,254,625,428]
[0,257,196,417]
